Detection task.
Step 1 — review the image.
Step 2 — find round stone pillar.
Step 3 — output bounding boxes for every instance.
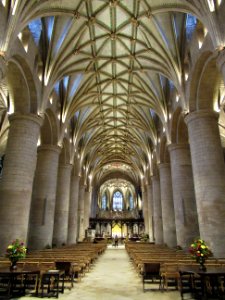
[67,172,80,244]
[159,163,177,247]
[0,113,42,254]
[141,185,149,237]
[152,175,163,244]
[168,143,199,249]
[84,187,92,231]
[146,184,154,242]
[28,145,61,250]
[78,183,86,241]
[185,110,225,257]
[90,187,97,218]
[53,163,72,247]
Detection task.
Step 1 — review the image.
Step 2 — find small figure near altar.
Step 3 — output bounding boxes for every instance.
[114,235,119,247]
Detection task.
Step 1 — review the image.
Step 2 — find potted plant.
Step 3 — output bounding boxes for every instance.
[6,239,27,270]
[189,238,212,271]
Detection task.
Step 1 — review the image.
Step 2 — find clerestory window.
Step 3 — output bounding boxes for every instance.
[102,193,107,210]
[129,193,134,210]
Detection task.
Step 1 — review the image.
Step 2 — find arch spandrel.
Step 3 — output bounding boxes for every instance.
[59,137,71,165]
[40,109,59,146]
[159,135,170,164]
[7,61,30,114]
[170,107,189,144]
[177,115,189,144]
[189,51,223,112]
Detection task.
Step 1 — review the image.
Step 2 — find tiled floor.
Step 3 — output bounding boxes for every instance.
[19,245,181,300]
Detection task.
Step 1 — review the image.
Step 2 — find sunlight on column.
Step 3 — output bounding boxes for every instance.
[214,101,220,112]
[207,0,215,11]
[198,40,203,49]
[37,137,41,146]
[12,0,19,15]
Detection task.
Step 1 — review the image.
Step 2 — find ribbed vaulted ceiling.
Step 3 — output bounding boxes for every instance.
[0,0,214,186]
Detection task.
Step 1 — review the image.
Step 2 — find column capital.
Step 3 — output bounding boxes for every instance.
[87,186,93,193]
[59,163,73,170]
[71,172,81,180]
[168,143,189,153]
[185,110,219,126]
[145,183,152,188]
[151,174,159,181]
[80,183,87,189]
[141,184,146,192]
[158,162,171,170]
[8,113,43,127]
[37,144,61,154]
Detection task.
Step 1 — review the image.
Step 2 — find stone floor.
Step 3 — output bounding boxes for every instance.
[18,245,181,300]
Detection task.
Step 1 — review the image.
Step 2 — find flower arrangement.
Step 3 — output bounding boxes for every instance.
[6,239,27,264]
[189,238,212,267]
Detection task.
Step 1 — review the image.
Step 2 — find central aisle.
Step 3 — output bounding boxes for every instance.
[61,246,180,300]
[20,247,180,300]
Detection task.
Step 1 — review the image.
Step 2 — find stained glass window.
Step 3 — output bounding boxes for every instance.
[112,191,123,211]
[186,14,197,42]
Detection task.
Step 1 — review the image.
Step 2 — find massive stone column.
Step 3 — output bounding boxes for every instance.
[152,175,163,244]
[146,184,154,242]
[185,110,225,257]
[53,163,72,247]
[90,187,97,218]
[28,145,61,250]
[67,171,80,245]
[0,113,42,253]
[159,163,177,247]
[168,144,199,249]
[78,182,86,241]
[142,185,149,237]
[83,189,89,231]
[84,187,92,231]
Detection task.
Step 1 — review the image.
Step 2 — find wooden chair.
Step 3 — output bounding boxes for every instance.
[161,263,180,291]
[55,261,74,290]
[179,270,201,300]
[23,262,40,294]
[142,263,162,292]
[40,270,63,298]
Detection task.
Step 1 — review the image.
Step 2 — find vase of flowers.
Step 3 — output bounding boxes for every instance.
[6,239,27,270]
[189,238,212,272]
